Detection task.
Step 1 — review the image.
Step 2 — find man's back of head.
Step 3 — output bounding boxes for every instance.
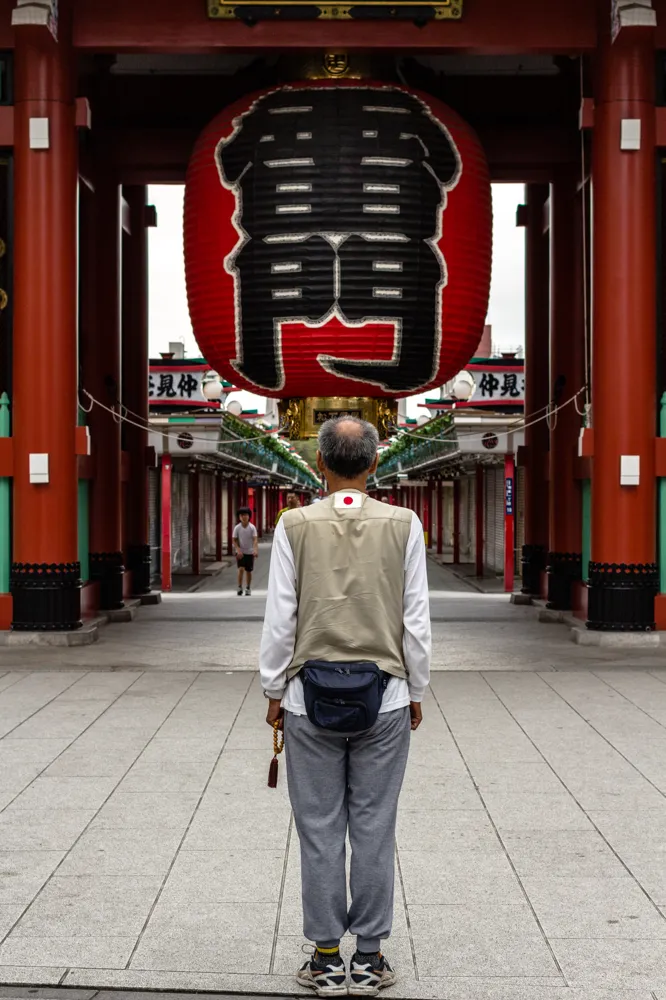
[316,416,379,491]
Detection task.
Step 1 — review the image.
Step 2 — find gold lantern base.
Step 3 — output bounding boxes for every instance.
[279,396,398,441]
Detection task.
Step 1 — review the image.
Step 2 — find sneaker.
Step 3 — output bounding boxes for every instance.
[237,587,243,596]
[245,587,252,596]
[349,951,397,996]
[296,949,347,997]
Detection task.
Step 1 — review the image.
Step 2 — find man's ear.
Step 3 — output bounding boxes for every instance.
[316,450,326,474]
[369,453,379,475]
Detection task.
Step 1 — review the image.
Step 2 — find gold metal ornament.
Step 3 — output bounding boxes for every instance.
[280,396,398,439]
[0,289,9,311]
[323,52,350,77]
[280,397,305,440]
[208,0,462,19]
[377,398,398,440]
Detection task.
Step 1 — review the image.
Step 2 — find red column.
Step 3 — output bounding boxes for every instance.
[521,184,551,595]
[589,10,657,629]
[227,479,234,556]
[257,486,264,538]
[160,457,172,592]
[453,479,461,565]
[11,12,81,630]
[191,469,201,576]
[122,185,151,597]
[475,465,484,577]
[547,171,584,610]
[436,480,443,556]
[423,482,431,548]
[215,475,223,561]
[504,454,515,593]
[87,151,124,610]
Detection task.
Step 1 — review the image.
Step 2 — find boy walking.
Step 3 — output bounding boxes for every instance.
[233,507,258,596]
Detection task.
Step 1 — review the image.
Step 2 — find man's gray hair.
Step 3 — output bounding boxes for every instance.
[318,417,379,479]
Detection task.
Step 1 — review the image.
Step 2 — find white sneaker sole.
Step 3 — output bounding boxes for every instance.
[348,971,398,996]
[296,970,348,997]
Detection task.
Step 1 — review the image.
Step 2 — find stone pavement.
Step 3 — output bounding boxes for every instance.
[2,552,666,999]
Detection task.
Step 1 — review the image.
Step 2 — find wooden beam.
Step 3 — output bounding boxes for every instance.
[73,0,596,53]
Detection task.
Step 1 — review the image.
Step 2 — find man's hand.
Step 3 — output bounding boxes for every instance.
[409,702,423,731]
[266,698,284,731]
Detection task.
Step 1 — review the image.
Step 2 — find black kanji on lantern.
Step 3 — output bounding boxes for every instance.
[217,86,461,393]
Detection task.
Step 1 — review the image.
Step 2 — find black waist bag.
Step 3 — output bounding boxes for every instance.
[302,660,389,733]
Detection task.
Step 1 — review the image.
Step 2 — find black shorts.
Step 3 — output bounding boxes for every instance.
[237,554,255,572]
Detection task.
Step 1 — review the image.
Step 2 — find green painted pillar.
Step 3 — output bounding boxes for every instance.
[658,392,666,594]
[0,393,10,593]
[77,407,90,584]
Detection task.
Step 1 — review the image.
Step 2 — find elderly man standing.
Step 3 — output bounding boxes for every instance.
[260,417,431,997]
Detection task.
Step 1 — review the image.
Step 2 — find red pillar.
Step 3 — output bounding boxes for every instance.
[521,183,551,596]
[87,151,124,610]
[589,10,657,629]
[11,12,81,630]
[423,482,431,548]
[475,465,485,577]
[504,454,515,593]
[257,486,264,538]
[160,457,172,592]
[227,479,234,556]
[453,479,461,565]
[547,171,584,610]
[122,185,151,597]
[215,475,223,561]
[191,469,201,576]
[436,480,443,556]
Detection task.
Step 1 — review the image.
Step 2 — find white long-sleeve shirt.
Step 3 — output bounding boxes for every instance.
[260,509,431,713]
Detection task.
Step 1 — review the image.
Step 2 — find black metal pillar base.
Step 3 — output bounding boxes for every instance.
[587,562,658,632]
[11,562,82,631]
[521,544,546,596]
[546,552,582,611]
[90,552,125,611]
[127,544,151,597]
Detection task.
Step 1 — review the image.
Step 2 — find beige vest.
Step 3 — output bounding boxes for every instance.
[282,492,412,681]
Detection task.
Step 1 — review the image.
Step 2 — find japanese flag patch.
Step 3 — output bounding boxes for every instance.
[334,492,363,509]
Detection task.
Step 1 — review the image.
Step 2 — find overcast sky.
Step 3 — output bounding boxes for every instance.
[148,183,525,417]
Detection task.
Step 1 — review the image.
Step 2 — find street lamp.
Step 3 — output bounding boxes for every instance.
[201,370,223,402]
[449,370,476,402]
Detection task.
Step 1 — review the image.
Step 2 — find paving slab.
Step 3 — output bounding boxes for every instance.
[407,903,559,978]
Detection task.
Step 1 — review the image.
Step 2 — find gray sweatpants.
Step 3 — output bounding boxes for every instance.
[284,707,411,953]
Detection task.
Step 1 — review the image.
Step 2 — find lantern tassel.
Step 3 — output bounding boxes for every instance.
[268,720,284,789]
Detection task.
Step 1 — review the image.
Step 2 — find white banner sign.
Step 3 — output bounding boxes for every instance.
[471,368,525,405]
[149,368,209,405]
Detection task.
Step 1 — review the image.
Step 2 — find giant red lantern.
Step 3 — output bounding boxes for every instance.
[184,82,492,399]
